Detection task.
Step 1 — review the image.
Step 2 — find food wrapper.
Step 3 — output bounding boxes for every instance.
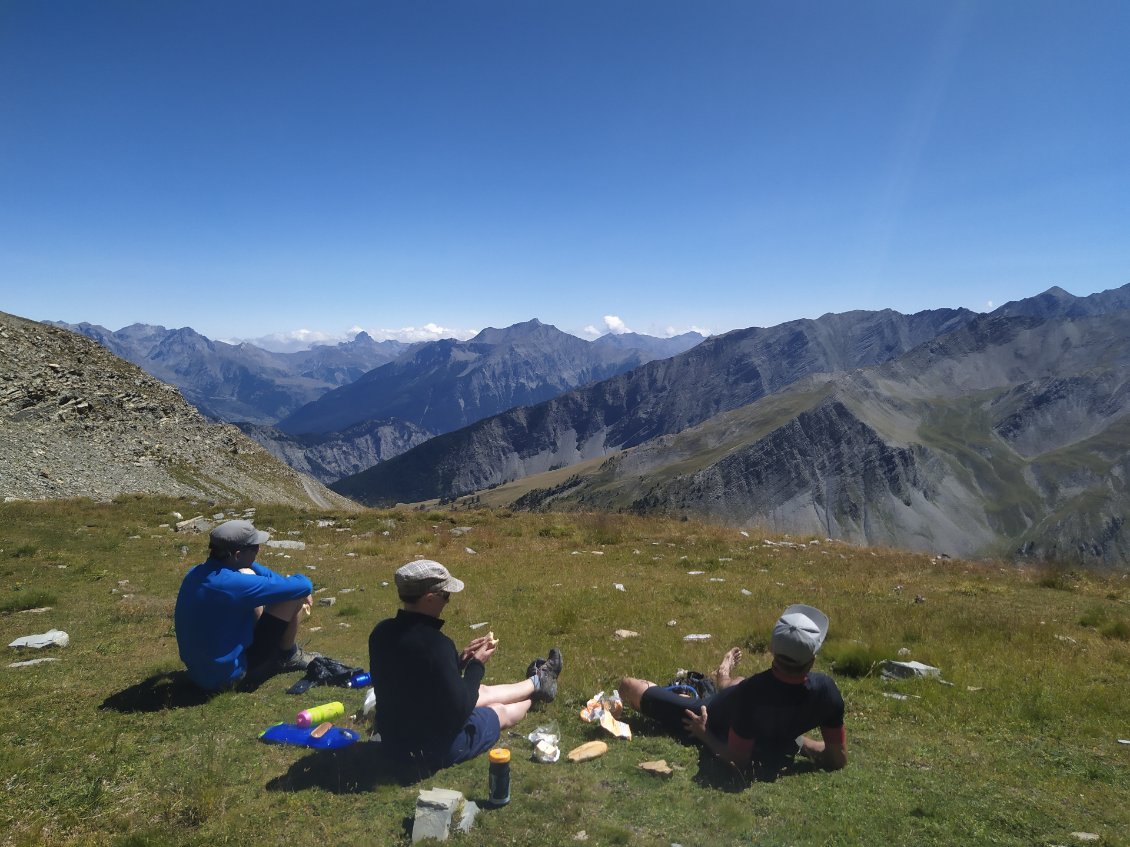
[580,691,631,739]
[527,724,560,763]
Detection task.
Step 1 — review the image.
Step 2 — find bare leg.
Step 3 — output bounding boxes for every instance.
[477,680,536,706]
[488,700,534,730]
[617,677,657,711]
[714,647,744,689]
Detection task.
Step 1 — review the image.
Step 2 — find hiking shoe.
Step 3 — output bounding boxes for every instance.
[526,648,563,679]
[532,662,558,703]
[545,647,563,677]
[278,646,321,673]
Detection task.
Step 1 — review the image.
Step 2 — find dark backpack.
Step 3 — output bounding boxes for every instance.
[664,670,716,699]
[285,656,365,695]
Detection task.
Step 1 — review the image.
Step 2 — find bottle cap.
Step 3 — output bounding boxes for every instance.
[488,748,511,764]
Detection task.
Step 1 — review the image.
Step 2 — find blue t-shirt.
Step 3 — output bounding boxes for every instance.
[175,560,313,690]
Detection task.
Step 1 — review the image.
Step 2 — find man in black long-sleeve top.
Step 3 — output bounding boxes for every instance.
[370,559,562,777]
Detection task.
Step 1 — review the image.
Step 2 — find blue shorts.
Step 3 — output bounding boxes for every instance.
[440,706,501,767]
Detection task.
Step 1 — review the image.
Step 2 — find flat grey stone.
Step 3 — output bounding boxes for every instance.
[412,788,464,843]
[880,660,941,680]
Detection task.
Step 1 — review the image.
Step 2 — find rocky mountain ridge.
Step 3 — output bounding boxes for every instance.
[331,305,976,503]
[276,319,705,436]
[512,310,1130,566]
[49,320,410,424]
[2,311,355,509]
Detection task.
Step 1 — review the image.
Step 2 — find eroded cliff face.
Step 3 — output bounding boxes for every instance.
[1,312,354,509]
[619,399,996,557]
[236,419,433,485]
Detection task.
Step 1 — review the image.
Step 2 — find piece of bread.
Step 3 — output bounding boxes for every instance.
[487,631,499,647]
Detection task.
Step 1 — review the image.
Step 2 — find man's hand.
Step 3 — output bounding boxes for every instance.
[460,635,497,667]
[682,705,709,741]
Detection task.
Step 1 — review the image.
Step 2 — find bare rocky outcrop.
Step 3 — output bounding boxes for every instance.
[0,311,358,509]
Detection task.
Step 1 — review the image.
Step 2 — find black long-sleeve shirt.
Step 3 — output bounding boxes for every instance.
[369,609,485,755]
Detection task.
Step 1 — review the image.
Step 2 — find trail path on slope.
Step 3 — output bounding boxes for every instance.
[301,476,333,509]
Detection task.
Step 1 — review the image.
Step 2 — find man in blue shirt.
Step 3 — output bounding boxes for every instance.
[175,519,318,691]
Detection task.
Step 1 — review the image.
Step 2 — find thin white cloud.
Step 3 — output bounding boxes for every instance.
[233,322,476,351]
[984,300,995,311]
[581,325,601,338]
[370,323,476,343]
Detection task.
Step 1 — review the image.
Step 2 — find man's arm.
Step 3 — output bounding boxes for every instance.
[228,565,313,607]
[798,726,848,770]
[682,706,753,769]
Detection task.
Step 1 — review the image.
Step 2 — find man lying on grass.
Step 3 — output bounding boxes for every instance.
[369,559,562,779]
[618,604,847,781]
[175,520,319,691]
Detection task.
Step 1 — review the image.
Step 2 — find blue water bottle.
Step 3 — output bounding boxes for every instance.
[346,671,371,688]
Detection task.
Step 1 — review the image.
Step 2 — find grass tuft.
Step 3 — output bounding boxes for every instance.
[0,588,58,613]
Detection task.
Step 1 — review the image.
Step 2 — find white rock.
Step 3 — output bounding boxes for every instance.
[9,629,69,649]
[614,629,639,639]
[9,657,61,668]
[613,583,626,591]
[682,634,711,642]
[881,660,941,680]
[266,539,305,550]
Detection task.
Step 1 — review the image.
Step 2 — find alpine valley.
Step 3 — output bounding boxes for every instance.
[15,282,1130,568]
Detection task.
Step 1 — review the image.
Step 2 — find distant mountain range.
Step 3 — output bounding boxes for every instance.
[276,319,705,436]
[47,321,410,424]
[51,318,705,480]
[37,284,1130,567]
[330,284,1130,568]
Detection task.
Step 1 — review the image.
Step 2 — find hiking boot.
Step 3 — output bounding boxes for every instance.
[278,645,321,673]
[532,662,558,703]
[526,647,563,679]
[545,647,563,677]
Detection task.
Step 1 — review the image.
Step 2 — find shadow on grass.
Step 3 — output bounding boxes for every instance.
[100,670,216,712]
[265,741,417,793]
[630,714,822,793]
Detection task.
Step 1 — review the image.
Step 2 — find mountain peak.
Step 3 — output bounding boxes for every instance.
[469,319,561,345]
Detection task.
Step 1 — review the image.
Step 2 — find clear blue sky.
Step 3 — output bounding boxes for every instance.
[2,1,1128,348]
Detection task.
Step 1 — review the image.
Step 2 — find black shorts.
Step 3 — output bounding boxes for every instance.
[244,612,285,670]
[639,684,738,741]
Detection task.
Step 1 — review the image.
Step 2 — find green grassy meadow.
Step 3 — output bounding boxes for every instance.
[1,497,1128,846]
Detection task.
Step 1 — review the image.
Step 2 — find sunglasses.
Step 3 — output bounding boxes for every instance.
[435,590,451,601]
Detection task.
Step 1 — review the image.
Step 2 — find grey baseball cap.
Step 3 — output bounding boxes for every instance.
[210,519,270,548]
[394,559,465,596]
[770,604,829,664]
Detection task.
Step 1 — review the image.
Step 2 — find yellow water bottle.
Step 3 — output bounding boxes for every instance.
[296,701,344,728]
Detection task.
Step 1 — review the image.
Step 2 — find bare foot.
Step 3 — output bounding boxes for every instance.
[715,647,743,687]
